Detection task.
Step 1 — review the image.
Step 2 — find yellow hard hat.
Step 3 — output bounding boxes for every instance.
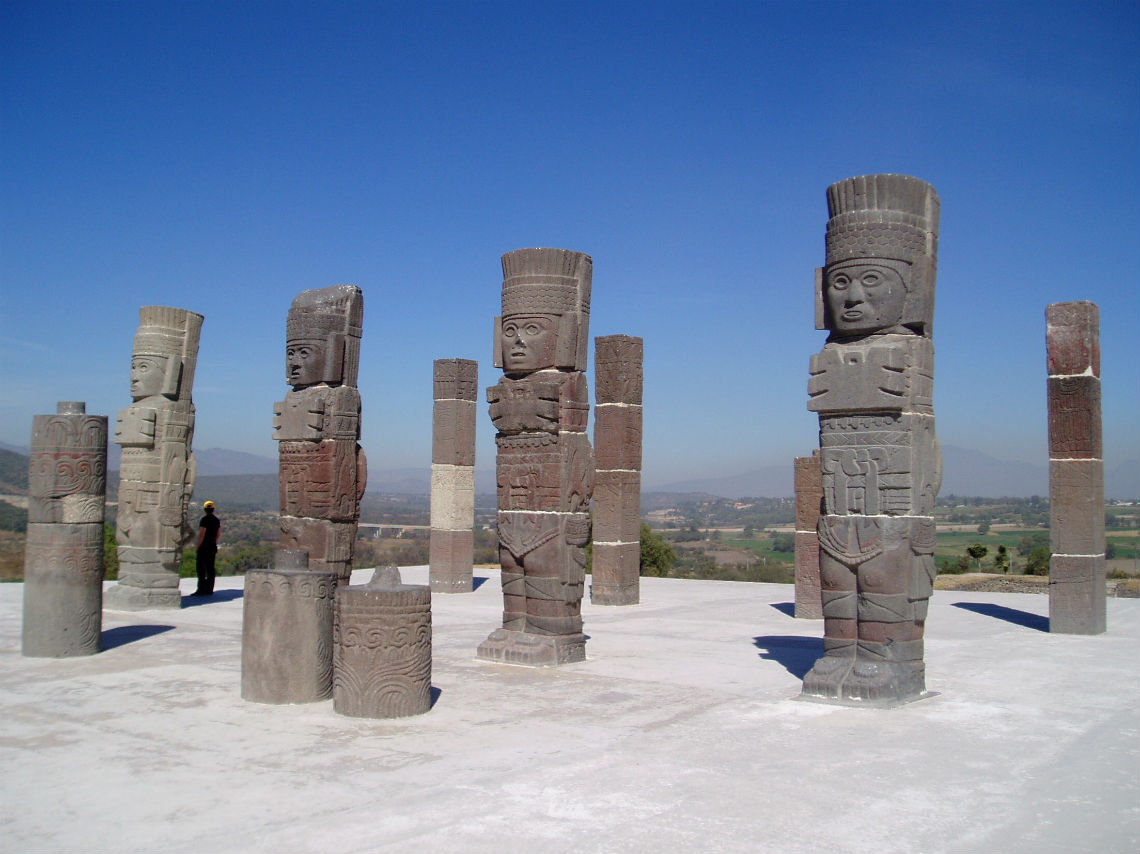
[203,500,216,510]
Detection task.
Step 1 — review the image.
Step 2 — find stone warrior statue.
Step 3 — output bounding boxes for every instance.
[802,174,942,705]
[106,306,202,610]
[273,285,367,582]
[477,248,595,666]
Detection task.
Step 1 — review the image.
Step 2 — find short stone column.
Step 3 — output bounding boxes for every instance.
[794,452,823,619]
[334,567,432,718]
[430,358,478,593]
[591,335,644,605]
[241,550,337,704]
[23,402,108,657]
[1047,302,1106,634]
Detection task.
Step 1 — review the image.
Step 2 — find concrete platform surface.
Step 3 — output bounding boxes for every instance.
[2,568,1137,854]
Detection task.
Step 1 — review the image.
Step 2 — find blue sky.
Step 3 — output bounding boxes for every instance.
[2,1,1137,490]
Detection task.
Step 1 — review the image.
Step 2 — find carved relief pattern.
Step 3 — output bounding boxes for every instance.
[23,402,108,657]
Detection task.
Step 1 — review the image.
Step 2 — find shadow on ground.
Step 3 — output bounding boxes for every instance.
[473,576,489,591]
[181,589,244,608]
[102,624,175,650]
[753,635,823,680]
[951,601,1049,632]
[769,602,796,618]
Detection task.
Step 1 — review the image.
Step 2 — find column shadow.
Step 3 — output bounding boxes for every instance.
[769,602,796,618]
[472,576,489,591]
[102,624,175,650]
[181,589,244,608]
[430,686,442,709]
[951,602,1049,632]
[753,635,823,680]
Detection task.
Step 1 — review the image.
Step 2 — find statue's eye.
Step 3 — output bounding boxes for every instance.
[525,323,542,336]
[863,272,881,286]
[831,275,850,290]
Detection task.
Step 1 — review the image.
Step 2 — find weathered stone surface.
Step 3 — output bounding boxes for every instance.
[1048,554,1107,635]
[433,358,479,402]
[432,399,477,466]
[479,249,594,664]
[430,464,475,530]
[594,404,643,471]
[794,453,824,620]
[591,542,640,605]
[333,567,432,718]
[595,335,644,405]
[794,531,823,620]
[106,307,202,611]
[429,529,474,593]
[1048,376,1103,459]
[241,564,337,704]
[801,174,941,706]
[275,286,366,584]
[1049,462,1106,557]
[591,469,641,544]
[1046,301,1100,377]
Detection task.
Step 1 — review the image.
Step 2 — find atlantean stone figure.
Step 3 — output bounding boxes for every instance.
[430,358,478,593]
[1047,302,1106,634]
[334,567,432,718]
[22,402,108,656]
[794,451,824,619]
[274,286,367,582]
[592,335,644,605]
[106,307,202,610]
[477,248,595,666]
[802,174,942,705]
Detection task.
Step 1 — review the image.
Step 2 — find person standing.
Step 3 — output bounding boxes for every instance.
[193,500,221,596]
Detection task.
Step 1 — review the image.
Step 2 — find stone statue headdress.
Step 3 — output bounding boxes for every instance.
[494,248,593,371]
[817,174,940,336]
[286,285,364,387]
[133,306,204,399]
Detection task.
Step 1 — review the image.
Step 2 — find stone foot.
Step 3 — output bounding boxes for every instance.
[800,648,855,700]
[840,659,926,706]
[477,628,586,666]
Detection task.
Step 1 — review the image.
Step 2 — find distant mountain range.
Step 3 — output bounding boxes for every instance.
[2,443,1137,501]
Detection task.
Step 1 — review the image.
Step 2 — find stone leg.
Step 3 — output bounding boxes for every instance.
[801,549,856,699]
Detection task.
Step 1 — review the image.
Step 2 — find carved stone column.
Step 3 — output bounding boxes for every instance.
[334,567,432,718]
[801,174,942,706]
[794,451,823,619]
[106,306,202,610]
[274,286,367,583]
[23,402,108,657]
[1047,301,1105,634]
[430,358,478,593]
[477,248,595,666]
[592,334,643,605]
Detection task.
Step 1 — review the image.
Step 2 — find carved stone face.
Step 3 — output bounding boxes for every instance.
[286,340,325,388]
[501,316,557,373]
[130,355,167,400]
[824,261,907,335]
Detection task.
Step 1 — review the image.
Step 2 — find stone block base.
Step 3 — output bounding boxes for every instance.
[104,583,182,611]
[429,528,473,593]
[591,541,640,606]
[794,531,822,619]
[476,628,586,666]
[1049,554,1107,635]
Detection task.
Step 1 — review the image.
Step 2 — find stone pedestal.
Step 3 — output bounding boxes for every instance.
[241,556,337,704]
[334,567,432,718]
[591,335,644,606]
[430,359,478,593]
[794,452,823,619]
[1047,301,1105,634]
[23,402,108,657]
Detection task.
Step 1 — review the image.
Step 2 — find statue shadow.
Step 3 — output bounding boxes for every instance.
[472,576,489,591]
[951,601,1050,633]
[753,635,824,680]
[102,624,175,650]
[181,589,244,608]
[430,686,442,709]
[769,602,796,618]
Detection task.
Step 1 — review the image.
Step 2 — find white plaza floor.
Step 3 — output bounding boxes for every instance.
[1,567,1137,854]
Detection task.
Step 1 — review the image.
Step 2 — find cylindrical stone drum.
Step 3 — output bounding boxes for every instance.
[334,567,432,718]
[241,567,337,704]
[22,401,107,658]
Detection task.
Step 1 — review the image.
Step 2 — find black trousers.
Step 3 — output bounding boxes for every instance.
[196,546,217,594]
